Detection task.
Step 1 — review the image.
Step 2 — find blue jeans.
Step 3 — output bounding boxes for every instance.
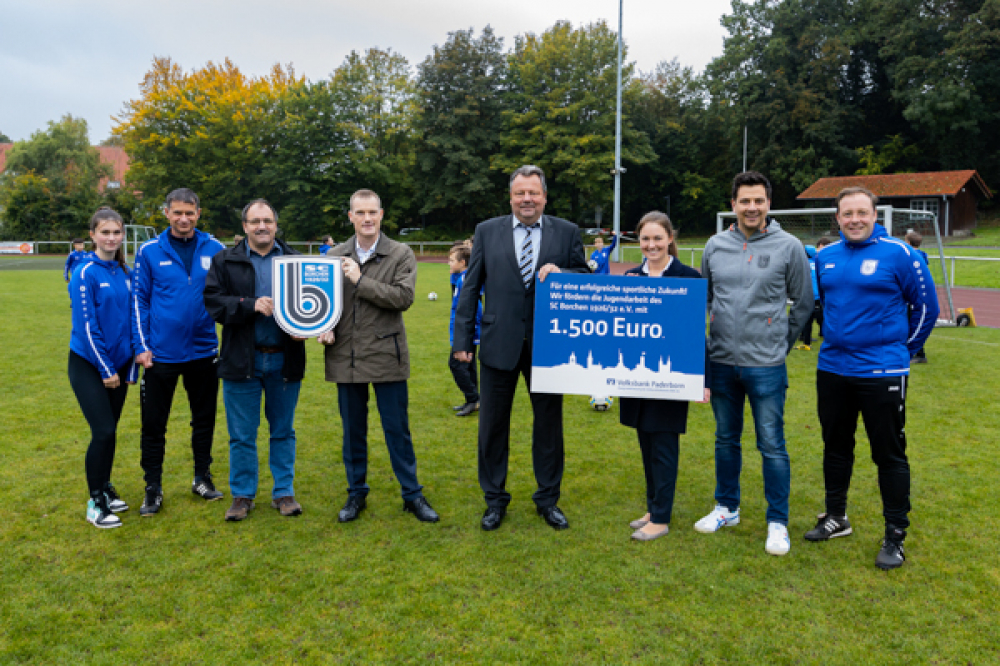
[223,351,301,499]
[709,361,790,525]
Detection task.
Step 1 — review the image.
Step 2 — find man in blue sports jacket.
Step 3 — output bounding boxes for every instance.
[132,188,227,516]
[804,186,939,571]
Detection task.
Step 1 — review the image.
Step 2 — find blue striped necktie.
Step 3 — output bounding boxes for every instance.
[518,223,535,288]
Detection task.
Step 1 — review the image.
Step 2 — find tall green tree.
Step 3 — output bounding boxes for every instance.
[0,131,11,143]
[0,115,109,239]
[328,48,418,231]
[626,60,731,234]
[495,21,654,222]
[881,0,1000,185]
[113,57,299,235]
[707,0,861,204]
[414,26,510,230]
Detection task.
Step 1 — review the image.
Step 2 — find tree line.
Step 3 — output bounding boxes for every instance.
[2,1,997,242]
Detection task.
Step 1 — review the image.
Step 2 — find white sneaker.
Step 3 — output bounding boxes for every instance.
[694,505,740,533]
[766,522,790,556]
[86,499,122,529]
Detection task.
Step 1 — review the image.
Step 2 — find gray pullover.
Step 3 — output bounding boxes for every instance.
[701,220,813,367]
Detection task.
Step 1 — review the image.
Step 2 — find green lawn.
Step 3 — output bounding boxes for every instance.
[1,264,998,664]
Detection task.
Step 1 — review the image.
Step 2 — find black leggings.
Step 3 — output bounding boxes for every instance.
[68,351,129,495]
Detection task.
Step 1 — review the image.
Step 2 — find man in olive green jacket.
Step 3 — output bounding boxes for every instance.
[318,189,439,524]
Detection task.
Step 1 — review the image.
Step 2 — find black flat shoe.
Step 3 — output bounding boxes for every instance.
[455,402,479,417]
[537,505,569,530]
[403,497,440,523]
[481,507,506,531]
[338,495,366,523]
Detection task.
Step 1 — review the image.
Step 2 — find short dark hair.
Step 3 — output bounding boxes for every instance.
[509,165,547,192]
[72,238,85,245]
[164,188,200,210]
[450,245,471,265]
[241,198,279,223]
[322,235,333,244]
[816,236,836,248]
[350,189,382,210]
[905,230,923,248]
[731,171,772,201]
[834,186,878,213]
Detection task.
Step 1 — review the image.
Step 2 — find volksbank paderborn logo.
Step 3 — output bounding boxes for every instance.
[273,257,343,337]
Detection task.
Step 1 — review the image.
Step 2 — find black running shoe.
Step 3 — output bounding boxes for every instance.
[192,475,224,501]
[103,483,129,513]
[876,528,906,570]
[140,485,163,516]
[804,513,853,541]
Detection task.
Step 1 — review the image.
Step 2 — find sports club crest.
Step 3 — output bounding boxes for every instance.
[201,255,212,270]
[861,259,879,275]
[273,256,343,337]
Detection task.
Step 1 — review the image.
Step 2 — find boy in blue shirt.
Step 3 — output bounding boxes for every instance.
[588,231,618,274]
[64,238,90,283]
[448,244,480,416]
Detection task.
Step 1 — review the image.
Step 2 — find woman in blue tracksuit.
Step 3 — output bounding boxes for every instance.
[620,212,710,541]
[69,207,138,529]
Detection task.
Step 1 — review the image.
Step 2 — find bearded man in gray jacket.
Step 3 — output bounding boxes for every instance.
[694,171,813,557]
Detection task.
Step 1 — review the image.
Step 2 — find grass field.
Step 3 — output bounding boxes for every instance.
[2,264,999,664]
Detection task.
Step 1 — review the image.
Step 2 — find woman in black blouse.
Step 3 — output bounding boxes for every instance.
[621,211,710,541]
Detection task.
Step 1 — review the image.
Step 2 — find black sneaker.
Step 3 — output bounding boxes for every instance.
[103,483,129,513]
[876,528,906,570]
[192,475,224,501]
[140,485,163,516]
[804,513,853,541]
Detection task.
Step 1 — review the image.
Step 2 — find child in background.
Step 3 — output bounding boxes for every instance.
[64,238,90,283]
[448,244,481,417]
[319,235,334,255]
[589,231,618,274]
[905,231,930,363]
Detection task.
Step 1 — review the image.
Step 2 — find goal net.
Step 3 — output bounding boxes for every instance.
[714,207,957,323]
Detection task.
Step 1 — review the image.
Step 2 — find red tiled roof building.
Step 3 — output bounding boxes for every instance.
[797,170,992,235]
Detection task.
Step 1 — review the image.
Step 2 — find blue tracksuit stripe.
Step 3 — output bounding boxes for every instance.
[70,258,135,379]
[130,229,225,363]
[817,224,939,377]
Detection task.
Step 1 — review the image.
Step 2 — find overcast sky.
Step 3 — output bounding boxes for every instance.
[0,0,734,144]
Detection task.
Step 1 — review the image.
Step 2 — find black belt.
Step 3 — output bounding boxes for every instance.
[256,346,283,354]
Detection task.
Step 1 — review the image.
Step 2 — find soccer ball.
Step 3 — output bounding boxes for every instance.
[589,395,613,412]
[428,292,438,301]
[587,259,599,272]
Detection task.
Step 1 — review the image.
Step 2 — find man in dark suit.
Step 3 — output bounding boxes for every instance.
[453,165,589,531]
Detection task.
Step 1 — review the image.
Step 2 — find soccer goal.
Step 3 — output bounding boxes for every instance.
[715,206,957,325]
[123,225,156,265]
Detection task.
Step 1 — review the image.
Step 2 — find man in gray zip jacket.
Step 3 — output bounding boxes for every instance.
[694,171,813,557]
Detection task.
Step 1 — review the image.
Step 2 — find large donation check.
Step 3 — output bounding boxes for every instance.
[530,272,707,401]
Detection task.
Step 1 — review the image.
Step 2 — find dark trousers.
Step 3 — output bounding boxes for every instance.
[478,341,564,509]
[638,430,680,524]
[817,370,911,530]
[140,356,218,486]
[448,348,479,404]
[337,381,423,501]
[800,300,823,345]
[69,352,129,495]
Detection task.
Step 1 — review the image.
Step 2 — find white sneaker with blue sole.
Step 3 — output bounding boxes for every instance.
[694,505,740,533]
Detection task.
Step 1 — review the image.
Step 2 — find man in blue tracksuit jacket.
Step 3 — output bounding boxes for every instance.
[804,186,939,571]
[131,188,226,515]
